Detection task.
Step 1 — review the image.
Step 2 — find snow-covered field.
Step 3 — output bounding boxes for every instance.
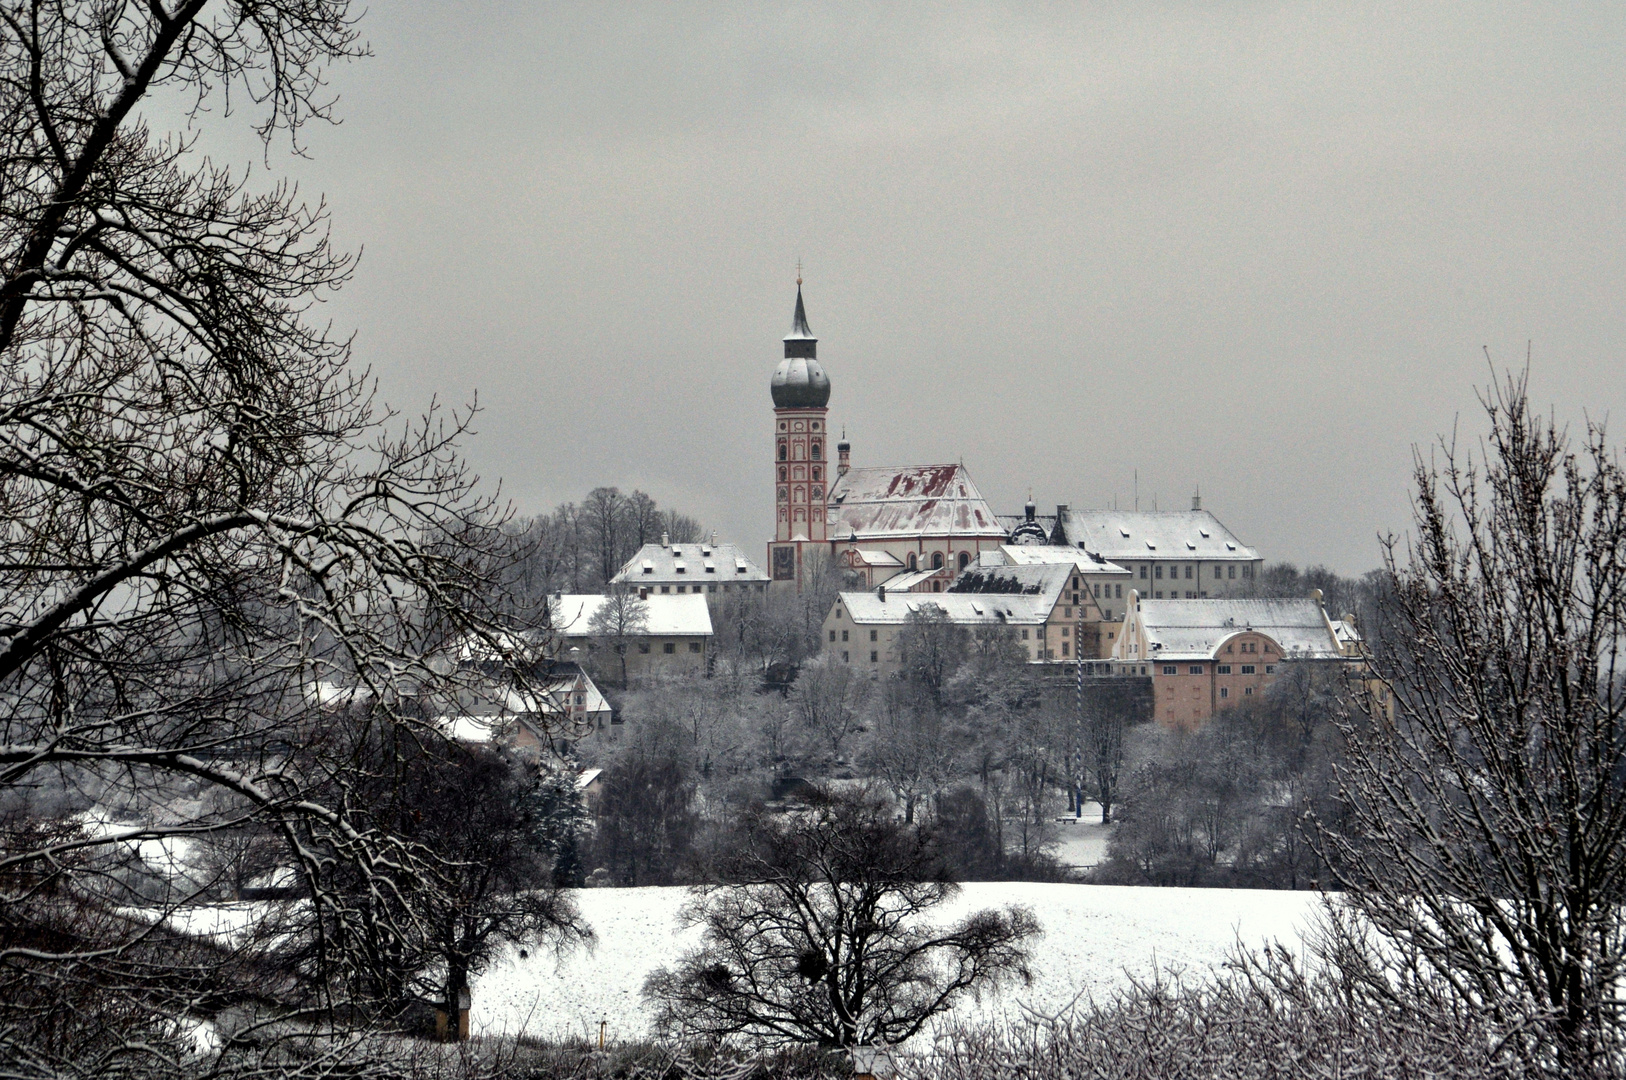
[471,883,1325,1044]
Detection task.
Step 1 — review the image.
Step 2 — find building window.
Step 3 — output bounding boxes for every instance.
[779,444,787,461]
[829,630,836,642]
[1061,626,1070,638]
[708,584,716,593]
[869,629,877,641]
[1265,664,1275,674]
[689,642,701,653]
[1064,606,1072,618]
[663,642,676,654]
[1139,565,1147,578]
[1155,591,1163,599]
[1189,665,1203,674]
[1220,687,1229,699]
[841,630,849,642]
[660,586,670,594]
[1228,566,1236,579]
[907,554,918,570]
[812,443,822,460]
[1218,664,1232,674]
[1185,565,1193,579]
[958,551,970,570]
[932,552,944,570]
[1162,665,1177,675]
[1245,686,1254,696]
[1154,565,1163,579]
[1241,664,1256,674]
[1022,629,1029,640]
[812,467,821,480]
[842,651,849,663]
[1062,642,1070,656]
[638,643,650,654]
[870,651,878,662]
[1038,626,1046,638]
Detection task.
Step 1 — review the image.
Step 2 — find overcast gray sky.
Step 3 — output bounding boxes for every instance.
[203,2,1626,576]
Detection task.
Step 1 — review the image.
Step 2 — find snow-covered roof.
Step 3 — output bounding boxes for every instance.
[874,568,939,592]
[576,767,604,790]
[852,549,904,567]
[549,593,713,637]
[947,562,1075,609]
[997,545,1130,575]
[1053,509,1261,562]
[609,539,769,585]
[827,464,1006,540]
[1128,597,1351,661]
[835,591,1052,626]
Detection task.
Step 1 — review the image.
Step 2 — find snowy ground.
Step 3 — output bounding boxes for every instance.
[1050,799,1114,870]
[471,882,1325,1045]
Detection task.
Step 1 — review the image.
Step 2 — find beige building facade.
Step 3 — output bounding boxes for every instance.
[1110,591,1361,728]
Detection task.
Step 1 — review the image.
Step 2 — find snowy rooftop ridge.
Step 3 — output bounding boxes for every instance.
[610,539,768,585]
[827,463,1007,540]
[836,590,1052,626]
[1129,596,1354,661]
[549,593,713,637]
[1053,509,1261,561]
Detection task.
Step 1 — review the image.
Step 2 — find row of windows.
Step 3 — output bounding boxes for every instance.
[644,582,767,595]
[1091,583,1125,599]
[1151,590,1207,599]
[778,465,822,482]
[633,641,704,654]
[1158,662,1277,676]
[1138,563,1255,580]
[830,628,881,643]
[777,441,823,461]
[839,650,882,664]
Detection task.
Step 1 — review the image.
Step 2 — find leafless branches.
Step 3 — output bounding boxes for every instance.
[1324,369,1626,1075]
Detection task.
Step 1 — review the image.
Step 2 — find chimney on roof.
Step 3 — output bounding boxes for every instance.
[710,530,717,545]
[876,585,885,602]
[661,531,670,547]
[1192,488,1202,512]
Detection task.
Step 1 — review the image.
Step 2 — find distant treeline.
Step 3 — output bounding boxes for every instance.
[500,487,706,601]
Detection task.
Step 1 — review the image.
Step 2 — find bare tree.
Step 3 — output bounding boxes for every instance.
[644,787,1038,1048]
[586,584,649,689]
[1324,371,1626,1074]
[0,3,565,1073]
[789,656,871,766]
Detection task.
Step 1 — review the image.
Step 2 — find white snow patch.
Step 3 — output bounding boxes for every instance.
[470,882,1322,1044]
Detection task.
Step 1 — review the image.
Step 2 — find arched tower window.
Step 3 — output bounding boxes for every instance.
[812,467,821,480]
[907,554,918,571]
[778,444,787,461]
[778,466,787,481]
[958,551,970,570]
[932,552,945,570]
[811,443,822,460]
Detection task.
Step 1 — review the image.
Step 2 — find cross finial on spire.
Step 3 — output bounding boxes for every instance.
[796,258,802,286]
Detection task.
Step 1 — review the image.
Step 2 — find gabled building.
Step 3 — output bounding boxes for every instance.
[823,591,1055,675]
[546,592,712,677]
[610,534,770,598]
[765,282,1004,591]
[827,463,1008,591]
[986,540,1135,622]
[1111,591,1360,728]
[948,560,1123,659]
[1002,498,1264,597]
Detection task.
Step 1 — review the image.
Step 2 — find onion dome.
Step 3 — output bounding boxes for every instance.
[771,284,830,408]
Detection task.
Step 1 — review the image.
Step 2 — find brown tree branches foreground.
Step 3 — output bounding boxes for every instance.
[0,3,581,1077]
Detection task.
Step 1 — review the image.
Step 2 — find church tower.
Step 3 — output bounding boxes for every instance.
[768,281,831,584]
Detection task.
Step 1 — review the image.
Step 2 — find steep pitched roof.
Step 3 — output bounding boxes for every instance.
[548,593,713,637]
[996,544,1130,575]
[827,463,1006,540]
[947,562,1075,610]
[610,540,769,585]
[1126,597,1350,661]
[836,590,1052,626]
[1054,509,1260,562]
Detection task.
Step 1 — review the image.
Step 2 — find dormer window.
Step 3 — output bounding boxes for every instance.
[675,564,686,573]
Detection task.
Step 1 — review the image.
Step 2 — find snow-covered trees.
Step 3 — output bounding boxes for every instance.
[644,787,1038,1048]
[1325,372,1626,1075]
[0,2,559,1071]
